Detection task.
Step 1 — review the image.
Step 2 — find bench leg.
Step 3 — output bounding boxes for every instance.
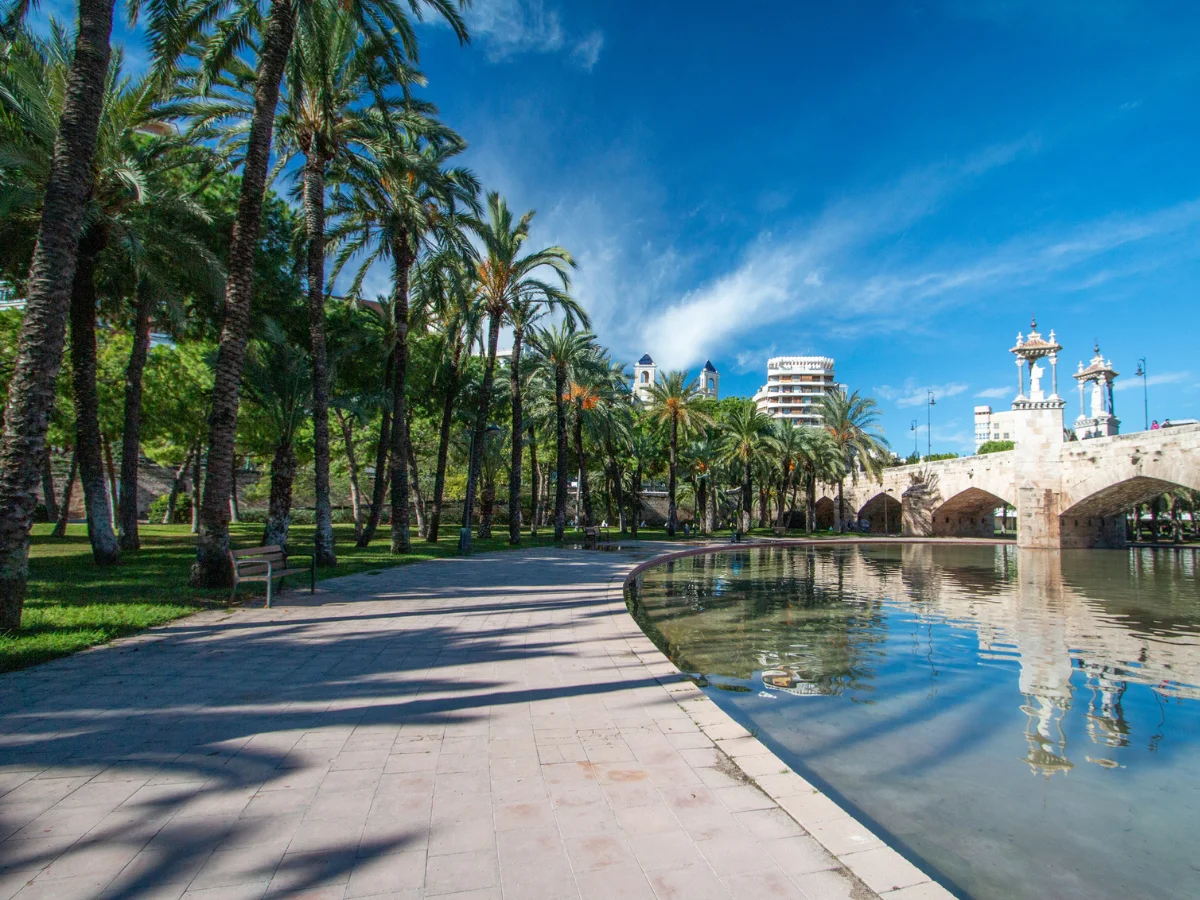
[266,578,272,609]
[230,582,237,604]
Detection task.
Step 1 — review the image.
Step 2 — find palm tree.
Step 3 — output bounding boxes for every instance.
[240,323,311,548]
[627,418,664,539]
[504,297,543,543]
[3,31,220,562]
[817,388,890,531]
[331,118,478,553]
[719,401,776,533]
[791,426,842,534]
[416,253,482,542]
[528,322,594,542]
[646,371,712,536]
[0,3,123,625]
[188,0,469,587]
[773,419,808,529]
[464,192,577,540]
[685,432,720,534]
[274,8,412,567]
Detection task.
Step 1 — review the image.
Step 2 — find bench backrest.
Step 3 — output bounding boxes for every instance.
[233,545,286,560]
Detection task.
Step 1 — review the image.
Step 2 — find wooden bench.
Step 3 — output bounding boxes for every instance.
[773,525,788,536]
[582,526,599,549]
[229,545,314,607]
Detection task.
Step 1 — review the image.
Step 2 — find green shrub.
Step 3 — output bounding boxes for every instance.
[977,440,1015,454]
[148,492,192,525]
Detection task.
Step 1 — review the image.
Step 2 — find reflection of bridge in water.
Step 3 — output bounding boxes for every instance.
[832,322,1200,549]
[824,544,1200,776]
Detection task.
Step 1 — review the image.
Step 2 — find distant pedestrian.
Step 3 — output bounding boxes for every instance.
[1151,419,1161,430]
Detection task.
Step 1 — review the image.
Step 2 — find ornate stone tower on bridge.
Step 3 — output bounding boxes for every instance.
[1072,343,1120,440]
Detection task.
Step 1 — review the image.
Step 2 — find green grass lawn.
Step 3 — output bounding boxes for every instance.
[0,522,568,674]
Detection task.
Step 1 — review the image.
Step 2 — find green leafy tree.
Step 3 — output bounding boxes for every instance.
[817,388,889,531]
[646,371,713,536]
[718,400,776,532]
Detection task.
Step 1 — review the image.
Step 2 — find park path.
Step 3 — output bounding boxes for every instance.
[0,544,949,900]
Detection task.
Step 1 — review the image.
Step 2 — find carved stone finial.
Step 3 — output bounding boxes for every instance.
[1094,338,1100,355]
[1031,314,1037,330]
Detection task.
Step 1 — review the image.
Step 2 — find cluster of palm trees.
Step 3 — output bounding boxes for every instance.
[0,0,895,635]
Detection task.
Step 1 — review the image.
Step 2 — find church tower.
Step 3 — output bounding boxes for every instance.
[633,354,657,403]
[699,360,719,399]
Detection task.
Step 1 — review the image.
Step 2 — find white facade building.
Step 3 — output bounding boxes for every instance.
[698,360,719,399]
[974,406,1018,451]
[753,356,837,425]
[632,354,657,403]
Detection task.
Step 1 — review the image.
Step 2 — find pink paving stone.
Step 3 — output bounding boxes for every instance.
[0,546,892,900]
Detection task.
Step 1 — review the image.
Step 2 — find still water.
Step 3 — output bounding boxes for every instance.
[627,544,1200,900]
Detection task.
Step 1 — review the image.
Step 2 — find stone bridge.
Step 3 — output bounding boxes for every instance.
[829,422,1200,549]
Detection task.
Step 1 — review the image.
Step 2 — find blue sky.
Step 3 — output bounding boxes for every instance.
[84,0,1200,452]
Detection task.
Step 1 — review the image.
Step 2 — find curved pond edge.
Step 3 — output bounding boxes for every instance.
[619,537,986,900]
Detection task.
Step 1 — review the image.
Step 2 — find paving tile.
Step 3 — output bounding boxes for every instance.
[563,832,637,871]
[424,849,499,894]
[721,868,806,899]
[840,847,932,895]
[646,865,732,900]
[628,831,703,872]
[499,854,576,900]
[695,833,776,876]
[575,864,655,900]
[343,849,426,897]
[496,827,563,865]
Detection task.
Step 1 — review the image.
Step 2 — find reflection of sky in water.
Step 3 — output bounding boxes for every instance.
[629,545,1200,900]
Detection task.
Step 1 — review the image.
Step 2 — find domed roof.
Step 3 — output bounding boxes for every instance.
[637,353,655,366]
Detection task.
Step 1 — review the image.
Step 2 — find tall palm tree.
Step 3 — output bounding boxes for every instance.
[331,119,478,553]
[188,0,469,587]
[504,297,543,543]
[685,432,720,534]
[0,1,124,626]
[2,31,220,562]
[416,253,482,542]
[719,401,776,533]
[240,323,311,548]
[773,419,808,528]
[464,192,577,539]
[528,322,594,542]
[274,8,416,567]
[817,388,889,531]
[646,371,712,536]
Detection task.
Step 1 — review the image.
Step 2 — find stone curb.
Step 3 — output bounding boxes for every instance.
[616,542,959,900]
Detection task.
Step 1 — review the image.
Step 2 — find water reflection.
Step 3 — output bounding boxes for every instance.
[628,544,1200,900]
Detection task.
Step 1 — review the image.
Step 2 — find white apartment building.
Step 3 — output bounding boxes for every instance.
[753,356,838,425]
[973,406,1017,450]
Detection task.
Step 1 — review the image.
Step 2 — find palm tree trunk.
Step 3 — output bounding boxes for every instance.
[262,441,295,548]
[630,461,642,539]
[741,460,752,533]
[465,312,502,537]
[806,471,816,534]
[70,246,119,565]
[52,450,78,538]
[358,347,394,547]
[480,479,495,536]
[528,424,539,535]
[427,337,462,543]
[837,478,845,532]
[192,0,296,588]
[553,364,568,542]
[117,288,153,551]
[697,479,707,535]
[229,454,241,523]
[191,450,202,535]
[406,423,426,538]
[667,417,679,536]
[507,326,525,545]
[388,241,413,554]
[0,0,116,629]
[41,452,59,523]
[164,447,192,525]
[336,410,364,541]
[605,438,624,533]
[302,152,336,567]
[574,406,593,528]
[103,435,118,529]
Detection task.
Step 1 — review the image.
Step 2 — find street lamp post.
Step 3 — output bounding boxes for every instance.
[926,391,936,457]
[910,419,918,459]
[1135,357,1148,430]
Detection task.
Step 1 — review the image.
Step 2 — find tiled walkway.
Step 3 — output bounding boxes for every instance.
[0,545,945,900]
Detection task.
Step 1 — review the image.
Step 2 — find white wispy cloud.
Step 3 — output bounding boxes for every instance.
[571,31,604,71]
[459,0,602,68]
[1113,370,1191,391]
[876,381,970,409]
[975,386,1012,399]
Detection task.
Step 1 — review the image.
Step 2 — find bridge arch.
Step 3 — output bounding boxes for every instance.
[857,492,903,535]
[815,497,836,530]
[1058,455,1200,548]
[931,487,1013,539]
